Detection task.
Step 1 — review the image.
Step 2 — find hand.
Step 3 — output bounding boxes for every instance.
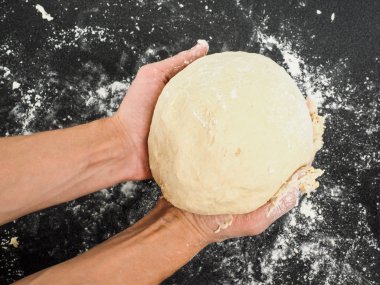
[111,41,209,180]
[171,187,300,243]
[111,40,298,241]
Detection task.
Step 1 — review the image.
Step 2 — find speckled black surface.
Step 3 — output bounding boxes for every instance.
[0,0,379,284]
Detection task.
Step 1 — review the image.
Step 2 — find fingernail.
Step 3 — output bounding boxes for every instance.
[196,39,209,48]
[190,39,209,54]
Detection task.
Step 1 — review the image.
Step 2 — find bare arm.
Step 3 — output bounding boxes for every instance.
[14,200,209,285]
[6,41,299,284]
[14,193,298,285]
[0,42,209,225]
[0,117,138,225]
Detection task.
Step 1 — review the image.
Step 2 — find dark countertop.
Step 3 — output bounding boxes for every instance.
[0,0,379,284]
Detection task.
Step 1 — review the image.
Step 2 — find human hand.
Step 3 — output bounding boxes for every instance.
[111,41,209,180]
[171,187,300,243]
[111,39,298,242]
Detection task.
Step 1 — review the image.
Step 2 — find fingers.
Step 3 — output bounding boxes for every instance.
[266,187,300,221]
[124,40,209,105]
[117,41,209,137]
[231,188,300,237]
[134,40,209,86]
[151,39,209,83]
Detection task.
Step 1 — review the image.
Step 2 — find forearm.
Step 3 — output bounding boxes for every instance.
[15,200,209,285]
[0,117,138,224]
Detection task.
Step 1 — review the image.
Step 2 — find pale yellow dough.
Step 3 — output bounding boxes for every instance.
[148,52,324,215]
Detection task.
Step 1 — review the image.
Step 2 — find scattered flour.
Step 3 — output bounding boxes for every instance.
[48,26,111,50]
[120,181,138,199]
[1,66,11,77]
[253,31,380,284]
[12,81,20,90]
[257,31,335,107]
[299,199,318,219]
[35,4,54,21]
[1,6,378,283]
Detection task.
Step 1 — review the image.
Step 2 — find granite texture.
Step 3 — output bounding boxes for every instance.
[0,0,379,284]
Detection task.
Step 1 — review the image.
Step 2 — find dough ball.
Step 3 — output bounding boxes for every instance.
[148,52,320,215]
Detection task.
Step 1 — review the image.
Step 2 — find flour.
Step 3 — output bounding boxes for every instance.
[35,4,54,21]
[245,30,380,284]
[86,81,130,117]
[48,26,111,50]
[0,66,11,78]
[299,199,316,220]
[12,81,20,90]
[1,2,378,283]
[120,181,138,199]
[257,32,333,107]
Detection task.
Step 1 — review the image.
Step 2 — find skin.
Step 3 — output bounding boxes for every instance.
[0,42,299,284]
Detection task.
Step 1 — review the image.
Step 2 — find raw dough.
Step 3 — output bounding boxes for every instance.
[148,52,324,215]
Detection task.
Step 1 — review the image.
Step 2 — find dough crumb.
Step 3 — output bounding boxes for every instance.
[271,165,323,209]
[299,167,324,195]
[214,214,233,233]
[9,237,19,248]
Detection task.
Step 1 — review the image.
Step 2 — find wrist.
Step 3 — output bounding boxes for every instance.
[104,116,148,181]
[180,208,232,244]
[157,199,213,246]
[96,199,210,284]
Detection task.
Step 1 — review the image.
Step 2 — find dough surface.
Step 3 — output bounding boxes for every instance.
[148,52,324,215]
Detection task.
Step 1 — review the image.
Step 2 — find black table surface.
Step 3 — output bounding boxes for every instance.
[0,0,379,284]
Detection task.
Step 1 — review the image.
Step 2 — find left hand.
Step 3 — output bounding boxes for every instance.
[172,187,300,243]
[111,42,209,180]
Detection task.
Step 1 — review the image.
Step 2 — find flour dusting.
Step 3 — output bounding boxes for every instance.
[35,4,54,21]
[0,1,379,284]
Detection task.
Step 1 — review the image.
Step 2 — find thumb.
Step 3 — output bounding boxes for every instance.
[226,188,300,238]
[266,187,300,221]
[117,40,209,132]
[123,40,209,108]
[153,39,209,83]
[199,188,300,241]
[132,40,209,89]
